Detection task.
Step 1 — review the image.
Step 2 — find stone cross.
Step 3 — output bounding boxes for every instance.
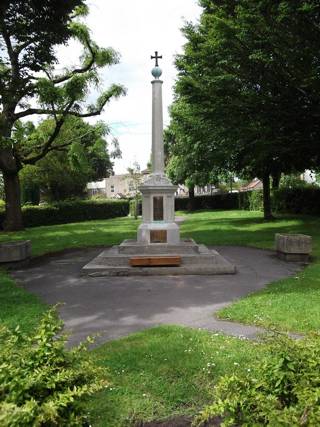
[151,51,162,67]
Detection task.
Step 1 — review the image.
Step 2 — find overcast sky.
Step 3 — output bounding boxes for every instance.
[57,0,201,174]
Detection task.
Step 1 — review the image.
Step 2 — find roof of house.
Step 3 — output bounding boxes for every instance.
[240,178,263,191]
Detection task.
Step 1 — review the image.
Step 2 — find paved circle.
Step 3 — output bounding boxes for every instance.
[12,246,302,346]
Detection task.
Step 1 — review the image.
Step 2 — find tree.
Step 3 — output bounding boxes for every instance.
[172,0,320,219]
[18,116,115,201]
[165,99,225,209]
[0,0,125,229]
[127,162,142,219]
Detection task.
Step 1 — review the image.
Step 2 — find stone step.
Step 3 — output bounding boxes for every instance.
[83,263,236,277]
[87,252,224,267]
[118,239,200,255]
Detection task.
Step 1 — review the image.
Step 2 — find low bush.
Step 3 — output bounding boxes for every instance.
[195,332,320,426]
[0,199,129,228]
[0,308,107,426]
[129,198,142,217]
[273,187,320,215]
[175,191,264,212]
[175,193,240,211]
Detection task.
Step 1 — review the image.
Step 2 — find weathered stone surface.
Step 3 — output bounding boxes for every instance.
[82,241,236,276]
[275,233,312,262]
[0,240,32,263]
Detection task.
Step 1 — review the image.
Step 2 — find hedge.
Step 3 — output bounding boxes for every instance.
[0,199,129,229]
[175,191,264,212]
[273,187,320,214]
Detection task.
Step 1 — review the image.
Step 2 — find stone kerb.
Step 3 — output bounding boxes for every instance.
[275,233,312,262]
[0,240,32,263]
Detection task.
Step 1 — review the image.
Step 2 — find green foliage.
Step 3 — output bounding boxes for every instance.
[246,190,263,211]
[0,308,107,427]
[280,174,311,189]
[170,0,320,218]
[175,191,264,212]
[195,333,320,426]
[273,187,320,214]
[0,0,126,230]
[129,198,142,217]
[18,117,114,201]
[0,199,129,228]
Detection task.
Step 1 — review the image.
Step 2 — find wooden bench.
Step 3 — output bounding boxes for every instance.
[129,255,181,267]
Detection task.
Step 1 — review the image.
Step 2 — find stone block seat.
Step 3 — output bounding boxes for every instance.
[276,233,312,262]
[0,240,31,265]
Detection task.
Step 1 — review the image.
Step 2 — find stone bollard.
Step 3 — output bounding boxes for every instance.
[275,233,312,262]
[0,240,32,264]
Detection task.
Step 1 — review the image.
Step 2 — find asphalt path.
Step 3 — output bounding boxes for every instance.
[12,246,302,346]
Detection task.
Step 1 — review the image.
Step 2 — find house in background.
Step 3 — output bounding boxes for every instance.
[240,178,263,192]
[87,170,149,198]
[87,174,136,198]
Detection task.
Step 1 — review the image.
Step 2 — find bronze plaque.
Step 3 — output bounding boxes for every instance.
[150,230,167,243]
[153,196,164,221]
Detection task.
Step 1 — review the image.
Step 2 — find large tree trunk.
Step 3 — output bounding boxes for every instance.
[262,173,273,220]
[188,185,195,211]
[3,170,24,231]
[272,170,281,190]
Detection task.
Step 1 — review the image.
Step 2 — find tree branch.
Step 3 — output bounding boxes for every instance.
[22,118,65,164]
[15,106,101,120]
[51,38,95,84]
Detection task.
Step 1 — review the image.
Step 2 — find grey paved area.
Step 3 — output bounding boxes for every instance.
[12,246,302,346]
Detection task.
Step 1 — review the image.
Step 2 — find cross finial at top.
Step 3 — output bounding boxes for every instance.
[151,51,162,67]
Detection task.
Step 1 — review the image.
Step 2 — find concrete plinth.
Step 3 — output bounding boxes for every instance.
[276,233,312,262]
[0,240,31,263]
[82,239,236,276]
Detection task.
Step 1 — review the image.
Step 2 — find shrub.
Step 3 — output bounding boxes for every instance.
[0,308,107,426]
[195,332,320,426]
[273,187,320,215]
[175,192,264,212]
[0,199,129,229]
[129,198,142,217]
[175,193,240,211]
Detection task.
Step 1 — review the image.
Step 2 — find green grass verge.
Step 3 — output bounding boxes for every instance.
[0,271,47,334]
[217,262,320,333]
[82,326,261,426]
[179,210,320,333]
[0,217,140,256]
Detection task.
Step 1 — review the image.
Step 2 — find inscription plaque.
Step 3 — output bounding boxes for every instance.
[153,196,164,221]
[150,230,167,243]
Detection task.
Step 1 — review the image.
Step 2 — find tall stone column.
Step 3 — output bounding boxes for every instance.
[152,78,164,174]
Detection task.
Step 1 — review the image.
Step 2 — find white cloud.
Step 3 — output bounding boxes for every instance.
[58,0,201,173]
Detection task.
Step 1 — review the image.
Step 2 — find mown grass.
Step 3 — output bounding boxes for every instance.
[0,217,140,256]
[0,271,47,333]
[82,326,261,426]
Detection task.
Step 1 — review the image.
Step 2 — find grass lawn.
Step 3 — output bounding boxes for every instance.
[0,217,140,256]
[1,209,320,425]
[0,271,47,333]
[82,326,261,426]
